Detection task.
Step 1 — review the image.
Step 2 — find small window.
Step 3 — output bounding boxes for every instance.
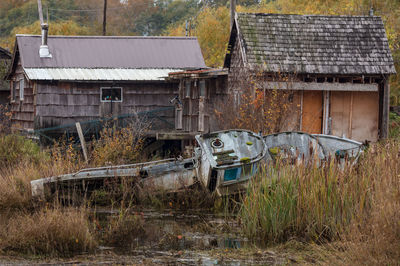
[19,78,24,101]
[184,80,191,98]
[100,87,122,102]
[199,80,206,97]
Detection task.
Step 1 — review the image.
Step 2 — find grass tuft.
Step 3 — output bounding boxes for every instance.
[0,207,96,257]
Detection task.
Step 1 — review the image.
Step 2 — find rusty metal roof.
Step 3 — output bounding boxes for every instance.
[16,35,206,69]
[24,68,178,81]
[225,13,396,75]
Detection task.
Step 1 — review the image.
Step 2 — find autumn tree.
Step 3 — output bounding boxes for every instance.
[0,20,91,50]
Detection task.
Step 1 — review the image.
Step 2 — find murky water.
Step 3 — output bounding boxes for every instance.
[0,209,287,265]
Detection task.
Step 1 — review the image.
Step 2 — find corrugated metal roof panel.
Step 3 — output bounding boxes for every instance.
[24,68,180,81]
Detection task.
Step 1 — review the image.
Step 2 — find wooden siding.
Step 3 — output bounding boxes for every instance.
[10,58,35,130]
[179,76,228,134]
[35,81,178,130]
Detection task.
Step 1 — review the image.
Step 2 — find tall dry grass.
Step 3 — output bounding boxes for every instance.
[0,207,96,257]
[0,123,149,257]
[239,140,400,263]
[335,140,400,265]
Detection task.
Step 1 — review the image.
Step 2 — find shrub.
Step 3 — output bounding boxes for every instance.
[91,122,147,166]
[0,134,48,167]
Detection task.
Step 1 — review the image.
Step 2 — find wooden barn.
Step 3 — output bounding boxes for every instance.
[224,13,396,142]
[6,32,206,138]
[0,46,11,105]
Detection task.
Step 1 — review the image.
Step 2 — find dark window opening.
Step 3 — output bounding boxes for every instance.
[101,87,122,102]
[317,77,325,83]
[326,77,334,83]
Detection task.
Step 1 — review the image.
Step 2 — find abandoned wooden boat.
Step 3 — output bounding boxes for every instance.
[263,132,325,164]
[31,130,363,199]
[194,130,267,196]
[312,134,364,163]
[31,158,197,198]
[263,131,364,164]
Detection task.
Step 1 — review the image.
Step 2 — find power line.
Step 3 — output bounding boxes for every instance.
[48,4,151,13]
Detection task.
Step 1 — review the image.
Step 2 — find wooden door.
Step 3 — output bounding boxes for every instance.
[302,91,323,134]
[331,91,378,142]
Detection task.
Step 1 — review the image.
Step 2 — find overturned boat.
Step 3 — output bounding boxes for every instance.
[31,130,364,198]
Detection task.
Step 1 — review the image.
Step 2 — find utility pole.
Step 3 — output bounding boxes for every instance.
[230,0,236,30]
[103,0,107,36]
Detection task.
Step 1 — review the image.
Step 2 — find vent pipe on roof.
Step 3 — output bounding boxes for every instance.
[369,7,374,16]
[39,23,51,58]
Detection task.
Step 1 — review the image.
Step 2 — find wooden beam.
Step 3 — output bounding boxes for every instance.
[175,107,183,130]
[266,82,379,92]
[348,91,353,139]
[381,78,390,138]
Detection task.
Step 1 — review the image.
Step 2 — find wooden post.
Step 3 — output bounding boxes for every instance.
[103,0,107,36]
[348,91,353,139]
[299,90,303,131]
[198,98,205,132]
[175,107,183,130]
[76,122,88,163]
[323,91,330,134]
[381,78,390,138]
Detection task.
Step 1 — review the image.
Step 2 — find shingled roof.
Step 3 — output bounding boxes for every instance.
[224,13,396,75]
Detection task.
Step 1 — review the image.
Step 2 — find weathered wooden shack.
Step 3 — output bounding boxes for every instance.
[224,13,396,142]
[0,47,11,105]
[6,34,206,137]
[167,69,228,133]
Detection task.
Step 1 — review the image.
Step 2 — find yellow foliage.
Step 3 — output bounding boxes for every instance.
[0,20,92,51]
[167,6,230,67]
